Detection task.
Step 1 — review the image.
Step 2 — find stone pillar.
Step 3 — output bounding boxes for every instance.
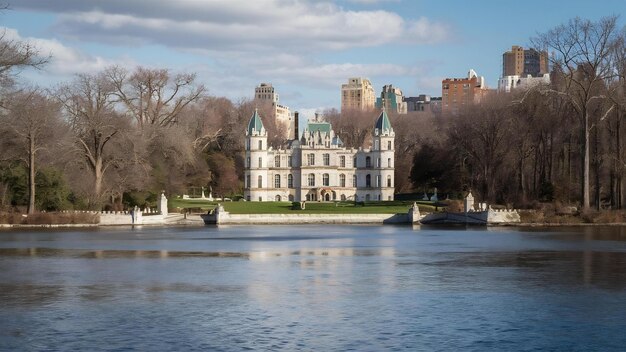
[215,203,229,224]
[464,191,475,212]
[408,202,421,223]
[158,191,168,216]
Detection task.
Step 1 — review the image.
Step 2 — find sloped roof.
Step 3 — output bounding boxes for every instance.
[375,109,392,133]
[307,122,331,134]
[247,109,265,135]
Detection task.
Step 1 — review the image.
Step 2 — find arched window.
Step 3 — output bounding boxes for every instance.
[366,174,371,187]
[341,194,346,201]
[323,173,329,186]
[274,174,281,188]
[352,174,357,187]
[258,140,263,150]
[258,157,262,168]
[365,156,371,168]
[340,156,345,167]
[339,174,346,187]
[288,194,294,201]
[366,194,371,201]
[258,175,263,188]
[287,174,293,188]
[323,153,330,166]
[387,175,392,187]
[308,173,315,187]
[274,155,280,167]
[275,195,281,201]
[387,158,391,168]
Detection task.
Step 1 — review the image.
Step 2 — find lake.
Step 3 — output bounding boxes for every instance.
[1,225,626,351]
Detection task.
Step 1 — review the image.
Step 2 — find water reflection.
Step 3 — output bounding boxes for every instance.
[1,225,626,351]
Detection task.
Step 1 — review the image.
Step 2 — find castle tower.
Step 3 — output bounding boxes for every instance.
[372,109,395,200]
[244,109,269,201]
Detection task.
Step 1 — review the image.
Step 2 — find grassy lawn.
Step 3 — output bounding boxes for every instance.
[169,198,437,214]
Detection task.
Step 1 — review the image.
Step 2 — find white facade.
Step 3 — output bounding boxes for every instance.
[498,74,550,93]
[244,110,395,202]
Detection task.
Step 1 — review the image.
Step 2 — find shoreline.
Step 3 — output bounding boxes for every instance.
[2,221,626,229]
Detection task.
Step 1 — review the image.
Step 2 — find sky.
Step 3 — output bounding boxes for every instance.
[3,0,626,116]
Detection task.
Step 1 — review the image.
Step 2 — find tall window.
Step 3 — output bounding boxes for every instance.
[387,141,392,150]
[377,158,381,167]
[258,175,263,188]
[323,153,330,166]
[288,156,293,167]
[365,157,371,168]
[308,153,315,166]
[366,174,371,187]
[340,156,345,167]
[323,173,329,186]
[387,158,391,168]
[352,175,357,187]
[374,140,379,150]
[246,140,250,150]
[288,174,293,188]
[308,173,315,186]
[246,157,250,167]
[353,157,357,168]
[274,155,280,167]
[246,175,250,188]
[340,174,346,187]
[376,175,381,187]
[258,140,263,150]
[387,175,392,187]
[258,157,262,168]
[274,174,281,188]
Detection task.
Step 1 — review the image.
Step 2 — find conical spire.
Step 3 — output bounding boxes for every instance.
[247,109,265,135]
[374,109,393,134]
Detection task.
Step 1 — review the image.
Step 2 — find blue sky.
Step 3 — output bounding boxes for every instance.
[4,0,625,114]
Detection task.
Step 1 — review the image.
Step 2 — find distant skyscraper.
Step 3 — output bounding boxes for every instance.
[254,83,293,138]
[502,45,549,77]
[341,77,376,112]
[375,84,407,114]
[441,69,489,115]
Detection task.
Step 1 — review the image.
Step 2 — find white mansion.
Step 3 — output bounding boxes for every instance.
[244,109,395,202]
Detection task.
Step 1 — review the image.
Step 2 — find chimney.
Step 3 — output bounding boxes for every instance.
[294,112,299,140]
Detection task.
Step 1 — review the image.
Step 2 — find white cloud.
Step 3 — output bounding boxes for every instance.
[1,27,133,77]
[16,0,451,52]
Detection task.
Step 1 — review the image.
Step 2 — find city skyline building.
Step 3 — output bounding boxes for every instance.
[375,84,407,114]
[502,45,549,77]
[341,77,376,112]
[441,69,489,115]
[254,83,294,139]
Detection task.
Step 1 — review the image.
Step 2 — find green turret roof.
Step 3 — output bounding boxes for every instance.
[247,109,265,135]
[307,122,331,134]
[375,109,392,133]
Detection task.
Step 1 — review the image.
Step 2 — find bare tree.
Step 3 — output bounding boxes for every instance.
[0,29,48,88]
[532,16,621,210]
[106,66,205,128]
[56,72,131,208]
[0,89,63,213]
